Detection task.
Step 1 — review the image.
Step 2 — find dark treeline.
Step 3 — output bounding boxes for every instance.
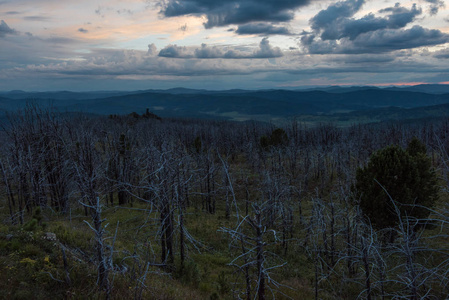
[3,105,449,299]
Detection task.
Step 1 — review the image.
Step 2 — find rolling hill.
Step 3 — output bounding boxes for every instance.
[0,86,449,124]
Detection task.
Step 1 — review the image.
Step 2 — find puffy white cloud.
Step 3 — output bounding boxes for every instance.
[147,43,158,56]
[158,38,283,59]
[159,44,193,58]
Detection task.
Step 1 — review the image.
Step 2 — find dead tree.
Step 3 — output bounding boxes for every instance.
[82,197,113,298]
[69,121,113,297]
[0,157,18,224]
[221,200,287,300]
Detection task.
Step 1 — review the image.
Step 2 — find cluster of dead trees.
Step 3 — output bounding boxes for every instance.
[2,105,449,298]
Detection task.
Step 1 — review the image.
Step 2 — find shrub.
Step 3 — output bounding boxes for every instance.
[260,128,289,149]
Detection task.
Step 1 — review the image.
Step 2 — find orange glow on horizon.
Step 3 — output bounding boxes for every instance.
[373,82,449,87]
[278,81,449,88]
[372,82,428,87]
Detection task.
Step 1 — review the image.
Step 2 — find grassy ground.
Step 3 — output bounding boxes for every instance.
[2,184,449,299]
[0,200,315,299]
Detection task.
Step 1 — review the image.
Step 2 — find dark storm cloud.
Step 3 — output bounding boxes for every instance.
[378,3,422,28]
[310,0,364,32]
[160,0,310,28]
[304,26,449,54]
[236,23,291,35]
[0,20,17,37]
[328,14,389,40]
[159,38,283,59]
[350,26,447,51]
[302,0,447,55]
[312,2,421,41]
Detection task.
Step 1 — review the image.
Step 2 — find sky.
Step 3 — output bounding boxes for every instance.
[0,0,448,91]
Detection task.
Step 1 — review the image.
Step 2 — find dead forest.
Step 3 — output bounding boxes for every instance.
[2,106,449,299]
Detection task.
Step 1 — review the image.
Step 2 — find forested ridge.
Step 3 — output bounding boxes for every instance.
[2,105,449,299]
[1,87,449,123]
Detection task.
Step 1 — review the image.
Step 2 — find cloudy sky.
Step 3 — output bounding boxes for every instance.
[0,0,448,91]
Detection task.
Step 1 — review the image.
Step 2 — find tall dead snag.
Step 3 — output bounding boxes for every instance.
[251,207,266,300]
[82,197,113,298]
[303,193,354,298]
[174,153,194,270]
[136,142,201,273]
[221,201,286,300]
[219,153,238,220]
[201,149,217,214]
[303,197,327,299]
[387,198,426,300]
[0,158,18,224]
[348,216,383,300]
[158,153,175,266]
[140,147,175,267]
[70,122,112,297]
[105,132,137,206]
[192,141,217,214]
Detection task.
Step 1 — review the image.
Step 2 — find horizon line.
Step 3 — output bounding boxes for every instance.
[1,83,449,93]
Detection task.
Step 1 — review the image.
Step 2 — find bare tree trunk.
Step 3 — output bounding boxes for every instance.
[329,196,336,267]
[255,212,265,300]
[0,160,16,224]
[179,195,186,269]
[360,235,372,300]
[240,235,251,300]
[61,246,71,286]
[84,197,111,299]
[160,201,174,265]
[315,247,320,300]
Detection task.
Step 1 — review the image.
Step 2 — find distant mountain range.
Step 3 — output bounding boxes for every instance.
[302,84,449,95]
[1,84,449,124]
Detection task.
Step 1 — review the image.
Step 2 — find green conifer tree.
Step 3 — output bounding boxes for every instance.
[355,138,438,230]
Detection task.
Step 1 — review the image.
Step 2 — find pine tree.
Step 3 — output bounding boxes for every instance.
[355,138,438,230]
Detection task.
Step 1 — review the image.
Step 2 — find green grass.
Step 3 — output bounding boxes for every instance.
[2,180,449,299]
